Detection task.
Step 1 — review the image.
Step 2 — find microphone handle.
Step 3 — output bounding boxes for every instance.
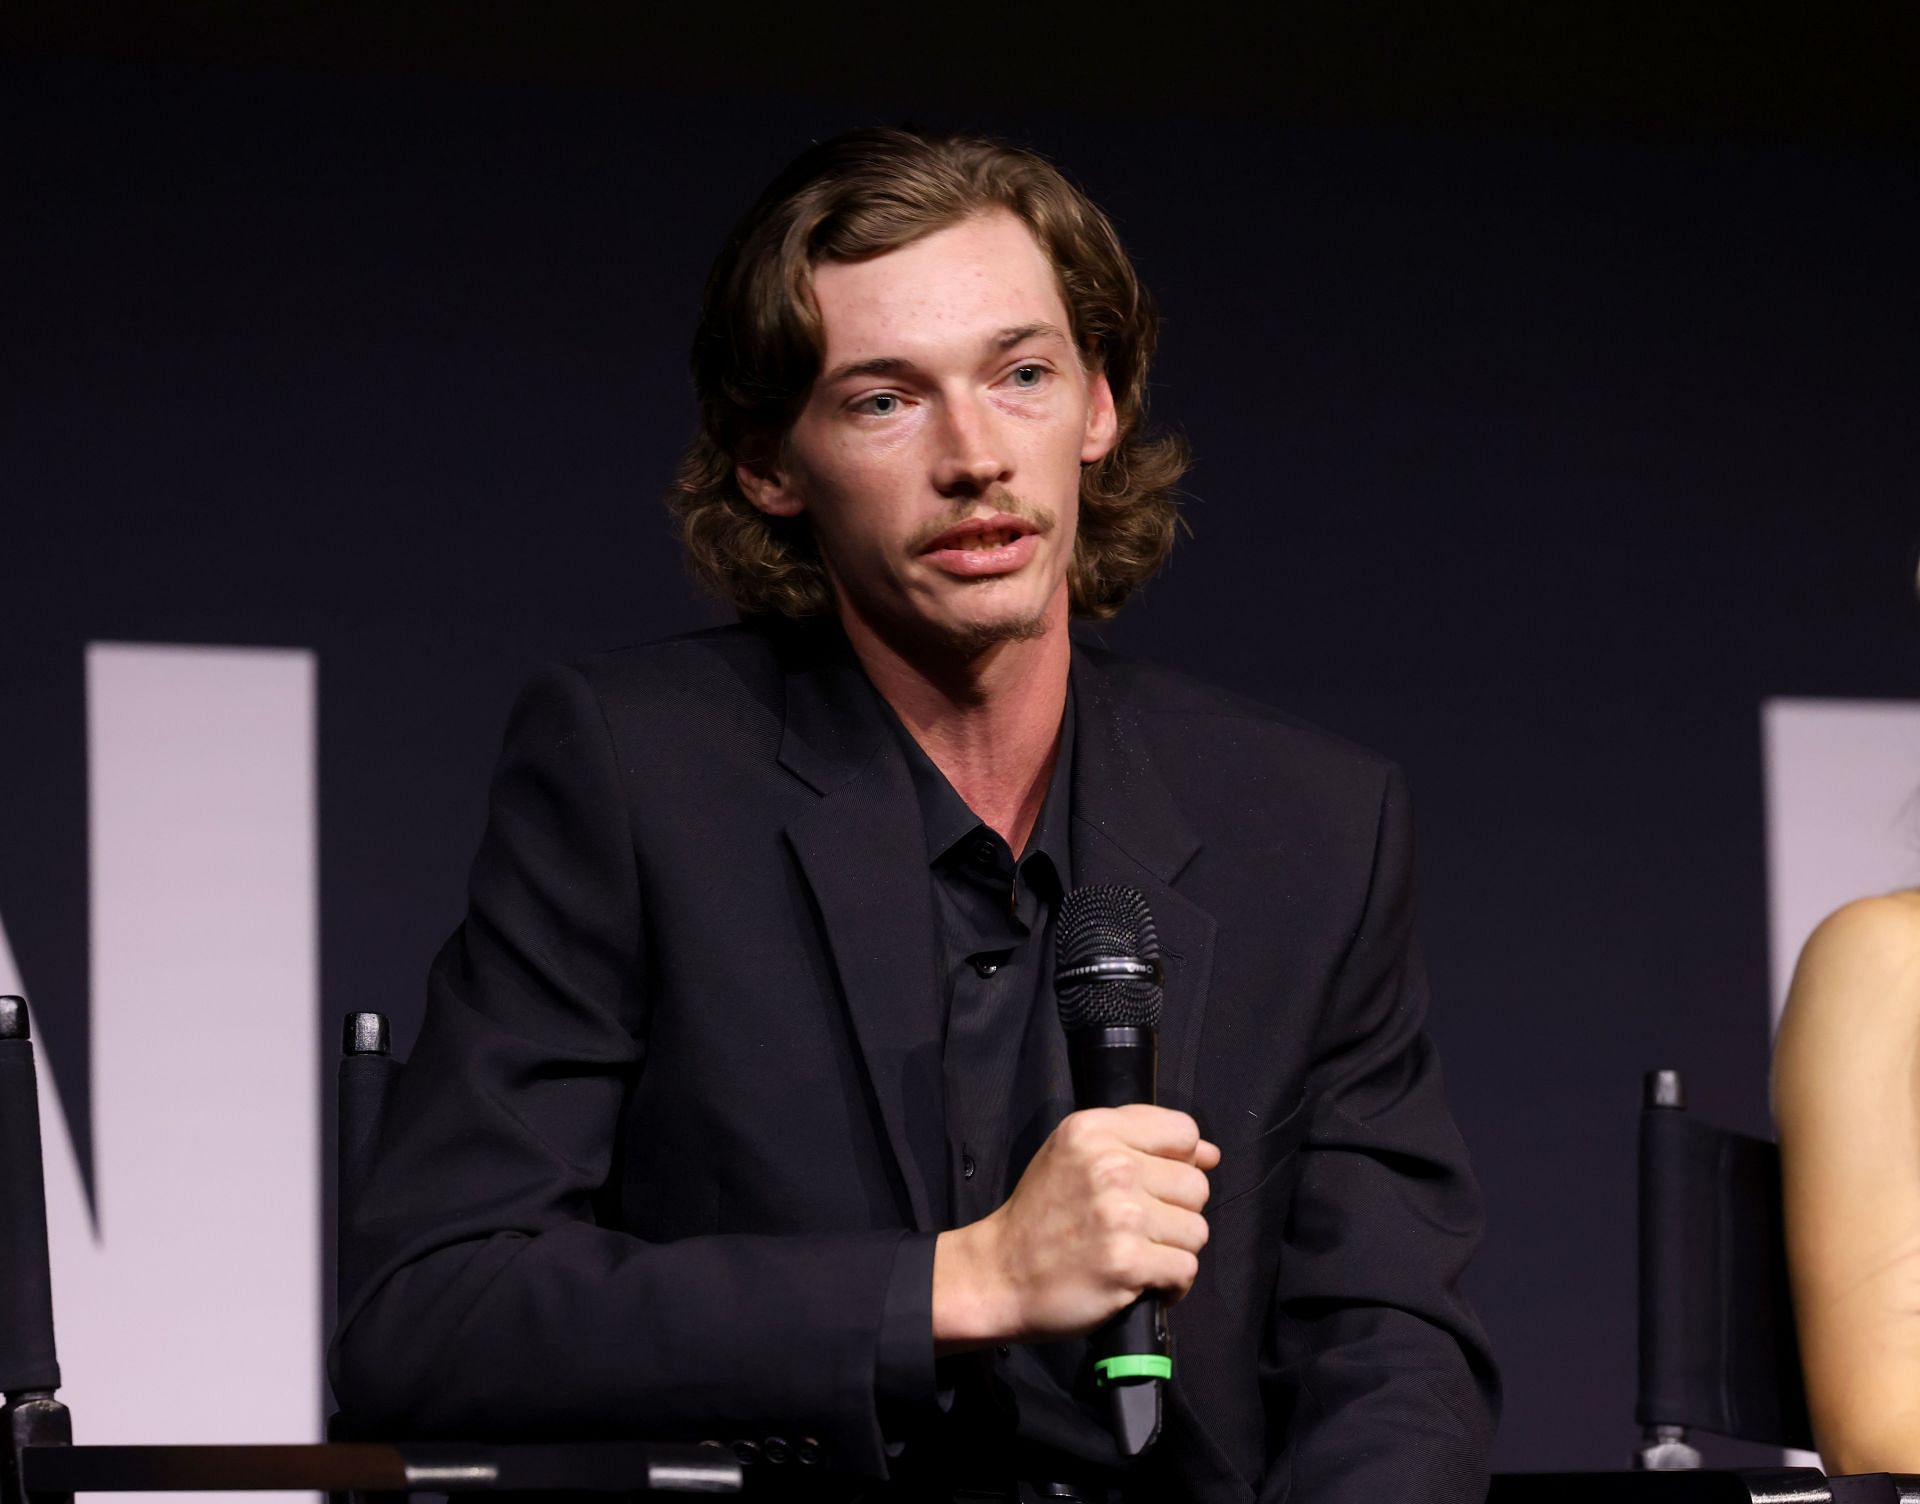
[1066,1025,1167,1457]
[1066,1024,1156,1110]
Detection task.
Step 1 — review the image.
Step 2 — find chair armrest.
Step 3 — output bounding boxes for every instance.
[1490,1470,1830,1504]
[17,1442,740,1496]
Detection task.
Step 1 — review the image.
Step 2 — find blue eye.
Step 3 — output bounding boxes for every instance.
[1010,365,1045,388]
[857,392,900,416]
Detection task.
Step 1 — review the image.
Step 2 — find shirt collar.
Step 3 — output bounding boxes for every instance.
[890,687,1076,887]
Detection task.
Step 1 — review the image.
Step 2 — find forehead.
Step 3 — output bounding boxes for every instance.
[808,210,1071,365]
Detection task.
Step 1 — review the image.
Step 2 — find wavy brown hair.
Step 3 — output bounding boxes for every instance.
[667,127,1188,621]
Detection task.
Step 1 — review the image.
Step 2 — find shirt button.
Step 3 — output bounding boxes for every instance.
[970,955,1000,978]
[961,1154,976,1180]
[970,837,998,867]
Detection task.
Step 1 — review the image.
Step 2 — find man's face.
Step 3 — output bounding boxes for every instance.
[738,210,1117,657]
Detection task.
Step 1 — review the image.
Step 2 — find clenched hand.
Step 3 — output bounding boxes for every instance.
[932,1105,1219,1351]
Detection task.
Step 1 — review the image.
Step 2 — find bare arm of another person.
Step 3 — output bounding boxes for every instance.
[1773,891,1920,1473]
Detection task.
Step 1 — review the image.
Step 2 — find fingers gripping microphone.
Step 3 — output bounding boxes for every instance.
[1055,885,1168,1458]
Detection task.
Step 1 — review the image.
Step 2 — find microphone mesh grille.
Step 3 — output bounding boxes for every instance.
[1055,885,1162,1031]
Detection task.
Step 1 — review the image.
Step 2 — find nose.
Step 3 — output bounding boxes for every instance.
[931,395,1011,498]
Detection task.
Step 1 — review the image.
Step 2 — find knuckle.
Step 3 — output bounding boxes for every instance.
[1097,1191,1143,1234]
[1063,1111,1110,1156]
[1090,1150,1137,1192]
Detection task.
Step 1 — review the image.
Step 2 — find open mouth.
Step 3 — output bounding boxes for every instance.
[920,516,1040,554]
[949,529,1021,551]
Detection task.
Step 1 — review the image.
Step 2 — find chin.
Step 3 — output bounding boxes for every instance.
[927,599,1056,658]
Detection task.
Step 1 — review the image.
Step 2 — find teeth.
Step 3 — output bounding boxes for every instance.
[963,531,1009,550]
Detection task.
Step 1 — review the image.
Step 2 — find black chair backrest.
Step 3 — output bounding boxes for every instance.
[0,996,60,1399]
[336,1012,401,1308]
[1637,1068,1815,1452]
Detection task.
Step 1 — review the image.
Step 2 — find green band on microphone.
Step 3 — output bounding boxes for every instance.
[1094,1354,1172,1383]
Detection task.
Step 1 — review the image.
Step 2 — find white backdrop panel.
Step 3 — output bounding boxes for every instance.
[0,643,320,1504]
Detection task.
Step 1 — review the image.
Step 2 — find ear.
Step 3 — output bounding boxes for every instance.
[735,456,806,519]
[1080,369,1118,465]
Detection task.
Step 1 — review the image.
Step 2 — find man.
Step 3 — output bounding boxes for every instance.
[331,128,1498,1502]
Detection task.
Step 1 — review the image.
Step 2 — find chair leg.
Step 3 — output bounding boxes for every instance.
[1636,1423,1704,1471]
[2,1391,72,1504]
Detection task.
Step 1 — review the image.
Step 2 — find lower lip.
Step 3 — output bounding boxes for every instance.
[923,532,1041,578]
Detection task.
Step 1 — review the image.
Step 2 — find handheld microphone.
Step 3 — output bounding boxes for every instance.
[1054,885,1168,1458]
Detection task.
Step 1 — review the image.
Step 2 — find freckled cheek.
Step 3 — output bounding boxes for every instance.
[834,431,932,506]
[817,466,922,566]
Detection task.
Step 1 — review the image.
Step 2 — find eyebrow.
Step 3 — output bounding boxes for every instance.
[993,321,1069,352]
[820,322,1071,386]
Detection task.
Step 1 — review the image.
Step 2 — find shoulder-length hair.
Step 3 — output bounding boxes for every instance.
[667,127,1189,621]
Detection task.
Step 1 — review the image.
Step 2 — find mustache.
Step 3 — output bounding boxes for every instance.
[905,493,1055,554]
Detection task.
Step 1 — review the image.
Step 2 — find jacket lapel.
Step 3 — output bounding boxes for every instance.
[1068,649,1233,1481]
[771,634,1216,1229]
[778,638,946,1232]
[1068,646,1216,1115]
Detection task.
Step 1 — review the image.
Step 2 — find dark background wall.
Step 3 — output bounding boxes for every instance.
[5,2,1918,1472]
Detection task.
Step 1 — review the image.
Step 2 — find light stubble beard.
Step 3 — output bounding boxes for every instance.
[933,601,1054,659]
[903,491,1064,659]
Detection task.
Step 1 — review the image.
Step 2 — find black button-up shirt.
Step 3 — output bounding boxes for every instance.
[874,692,1100,1474]
[902,698,1076,1227]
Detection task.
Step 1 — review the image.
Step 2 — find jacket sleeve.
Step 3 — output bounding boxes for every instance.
[327,663,913,1477]
[1259,763,1500,1504]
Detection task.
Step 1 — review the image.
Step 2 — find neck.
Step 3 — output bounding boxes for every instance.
[840,592,1071,856]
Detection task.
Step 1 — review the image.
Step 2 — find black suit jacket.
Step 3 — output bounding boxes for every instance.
[331,623,1497,1502]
